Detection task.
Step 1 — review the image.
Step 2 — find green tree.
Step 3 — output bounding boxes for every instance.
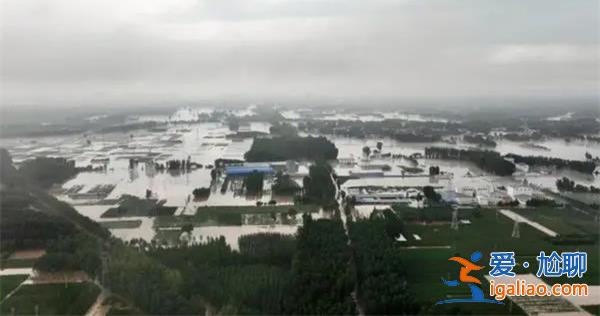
[244,136,338,162]
[271,171,300,195]
[423,186,441,202]
[362,146,371,158]
[227,116,240,132]
[269,122,298,137]
[243,171,264,195]
[302,161,336,205]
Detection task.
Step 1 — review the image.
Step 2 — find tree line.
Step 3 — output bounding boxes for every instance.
[144,233,297,314]
[272,171,300,195]
[0,198,77,253]
[244,136,338,162]
[33,232,102,277]
[463,134,497,147]
[556,177,600,193]
[298,119,450,142]
[506,154,596,174]
[286,215,356,314]
[300,160,337,207]
[243,171,264,195]
[348,209,417,314]
[18,156,79,188]
[424,147,515,176]
[1,149,108,255]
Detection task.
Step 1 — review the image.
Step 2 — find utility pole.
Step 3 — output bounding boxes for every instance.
[450,208,459,230]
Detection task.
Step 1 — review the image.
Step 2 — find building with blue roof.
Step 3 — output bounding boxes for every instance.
[225,163,274,176]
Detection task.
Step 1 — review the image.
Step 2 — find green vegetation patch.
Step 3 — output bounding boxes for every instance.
[146,236,293,314]
[0,275,28,300]
[243,171,264,195]
[581,305,599,315]
[513,206,599,236]
[425,147,515,176]
[286,216,356,314]
[0,258,38,269]
[244,136,338,162]
[154,204,319,228]
[506,154,596,174]
[33,232,102,277]
[271,171,300,195]
[18,157,78,188]
[393,204,474,222]
[1,195,77,254]
[238,233,296,267]
[0,282,100,315]
[104,295,144,316]
[348,209,418,314]
[397,207,598,314]
[300,161,337,206]
[100,220,142,229]
[101,195,176,218]
[152,228,183,245]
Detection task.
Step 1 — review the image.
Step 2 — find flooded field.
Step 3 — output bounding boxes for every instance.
[2,108,599,248]
[330,136,600,188]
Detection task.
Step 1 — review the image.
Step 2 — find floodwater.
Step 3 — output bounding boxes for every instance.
[494,139,599,161]
[0,120,285,244]
[314,111,452,123]
[329,136,600,162]
[331,136,599,186]
[107,217,156,242]
[1,107,599,248]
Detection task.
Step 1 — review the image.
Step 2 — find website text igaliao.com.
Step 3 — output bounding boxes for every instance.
[489,279,589,301]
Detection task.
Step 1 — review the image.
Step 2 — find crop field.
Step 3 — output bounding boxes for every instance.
[100,220,143,229]
[0,258,37,269]
[0,275,28,300]
[512,206,600,236]
[397,207,599,314]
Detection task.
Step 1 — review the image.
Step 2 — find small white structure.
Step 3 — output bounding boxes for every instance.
[337,157,356,166]
[514,162,530,173]
[348,170,385,177]
[488,190,512,205]
[354,205,392,219]
[476,195,489,206]
[454,183,493,206]
[406,188,421,199]
[346,187,418,204]
[506,185,533,200]
[461,186,477,197]
[440,190,477,206]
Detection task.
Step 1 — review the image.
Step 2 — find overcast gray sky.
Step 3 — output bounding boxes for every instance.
[1,0,598,106]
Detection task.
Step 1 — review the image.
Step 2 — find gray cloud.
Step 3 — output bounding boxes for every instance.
[1,0,598,106]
